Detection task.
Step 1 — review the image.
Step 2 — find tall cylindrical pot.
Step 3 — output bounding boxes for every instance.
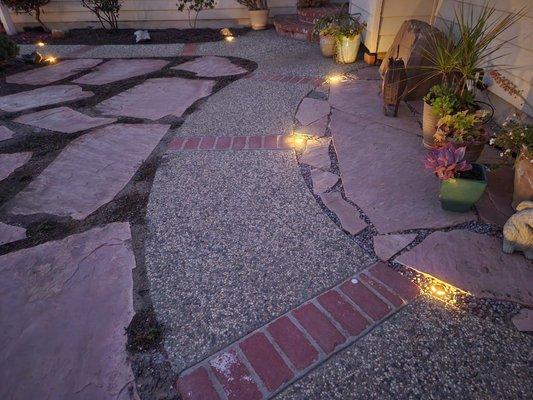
[336,34,360,64]
[319,35,335,58]
[512,149,533,209]
[249,9,269,30]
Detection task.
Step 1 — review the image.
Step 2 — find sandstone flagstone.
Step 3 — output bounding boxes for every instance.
[6,59,103,85]
[330,109,474,233]
[511,308,533,332]
[0,152,32,181]
[296,97,330,126]
[300,137,331,170]
[373,233,417,261]
[311,169,339,194]
[0,85,94,113]
[14,106,116,133]
[0,126,14,141]
[397,230,533,306]
[172,56,247,77]
[6,123,169,219]
[0,222,26,245]
[96,77,214,120]
[73,59,169,85]
[0,223,137,400]
[320,191,367,235]
[299,115,328,137]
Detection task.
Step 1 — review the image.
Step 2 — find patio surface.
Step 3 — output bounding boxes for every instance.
[0,29,532,400]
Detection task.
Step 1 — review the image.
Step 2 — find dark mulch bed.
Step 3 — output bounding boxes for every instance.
[8,27,251,45]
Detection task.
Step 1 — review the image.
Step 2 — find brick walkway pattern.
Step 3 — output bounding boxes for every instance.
[168,134,300,151]
[177,262,420,400]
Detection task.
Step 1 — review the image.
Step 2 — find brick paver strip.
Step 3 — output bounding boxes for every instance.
[181,43,199,56]
[168,138,185,150]
[177,367,221,400]
[176,263,421,400]
[167,135,298,151]
[215,137,232,150]
[183,137,201,150]
[248,136,263,149]
[263,135,278,149]
[199,137,216,150]
[317,290,369,336]
[239,332,294,391]
[232,136,247,150]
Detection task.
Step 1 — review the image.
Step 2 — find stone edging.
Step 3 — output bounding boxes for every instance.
[167,134,300,151]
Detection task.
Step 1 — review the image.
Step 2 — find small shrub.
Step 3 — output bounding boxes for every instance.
[297,0,329,8]
[235,0,268,10]
[176,0,216,28]
[81,0,122,31]
[2,0,50,31]
[434,110,489,145]
[0,35,20,65]
[491,117,533,160]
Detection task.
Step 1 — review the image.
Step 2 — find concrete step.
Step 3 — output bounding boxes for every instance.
[273,15,316,42]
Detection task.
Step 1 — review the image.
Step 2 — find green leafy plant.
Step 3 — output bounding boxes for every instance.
[313,15,336,36]
[424,83,478,118]
[297,0,328,8]
[235,0,268,10]
[435,110,489,145]
[0,35,19,66]
[81,0,122,31]
[2,0,50,31]
[331,13,365,39]
[176,0,216,28]
[491,118,533,160]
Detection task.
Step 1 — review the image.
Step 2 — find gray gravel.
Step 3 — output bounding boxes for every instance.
[277,297,533,400]
[144,150,371,372]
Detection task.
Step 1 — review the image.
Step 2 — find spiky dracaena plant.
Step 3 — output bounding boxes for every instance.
[235,0,268,10]
[424,143,472,181]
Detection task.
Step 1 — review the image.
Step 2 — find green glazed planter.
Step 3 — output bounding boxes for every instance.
[439,164,487,212]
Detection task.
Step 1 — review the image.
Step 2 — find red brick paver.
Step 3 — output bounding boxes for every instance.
[177,367,220,400]
[340,278,392,321]
[318,290,369,336]
[293,303,345,353]
[168,134,299,151]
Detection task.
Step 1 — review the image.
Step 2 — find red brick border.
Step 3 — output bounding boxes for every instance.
[176,262,420,400]
[168,135,301,151]
[244,72,323,86]
[181,43,199,56]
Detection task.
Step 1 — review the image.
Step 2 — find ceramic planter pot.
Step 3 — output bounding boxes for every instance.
[319,35,335,58]
[512,149,533,209]
[336,34,361,64]
[249,9,269,30]
[439,163,487,212]
[422,101,439,149]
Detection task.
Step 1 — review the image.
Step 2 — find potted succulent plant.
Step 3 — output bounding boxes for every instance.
[422,84,459,149]
[424,143,487,212]
[236,0,269,30]
[331,13,365,64]
[313,15,336,58]
[491,119,532,209]
[433,110,489,162]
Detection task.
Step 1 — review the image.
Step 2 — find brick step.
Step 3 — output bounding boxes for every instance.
[297,4,345,24]
[273,15,316,42]
[176,262,421,400]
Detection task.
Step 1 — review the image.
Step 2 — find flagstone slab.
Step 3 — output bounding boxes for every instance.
[397,230,533,306]
[172,56,247,77]
[73,59,169,85]
[14,106,116,133]
[0,126,14,141]
[96,77,215,120]
[512,308,533,332]
[373,233,417,261]
[0,223,137,400]
[6,123,169,219]
[0,85,94,113]
[329,80,420,134]
[296,97,330,126]
[299,115,328,137]
[355,66,381,80]
[300,137,331,170]
[311,169,339,194]
[320,191,367,235]
[330,109,475,233]
[0,222,26,245]
[6,59,103,85]
[0,152,32,181]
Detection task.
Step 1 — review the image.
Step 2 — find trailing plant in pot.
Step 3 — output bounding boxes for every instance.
[491,118,533,209]
[434,110,489,162]
[313,15,336,58]
[422,84,459,149]
[424,143,487,213]
[331,13,365,64]
[236,0,269,30]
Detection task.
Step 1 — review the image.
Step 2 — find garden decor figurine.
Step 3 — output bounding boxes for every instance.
[503,201,533,260]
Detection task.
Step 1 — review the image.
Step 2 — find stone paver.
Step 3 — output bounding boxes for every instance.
[0,222,26,245]
[0,85,94,113]
[512,308,533,332]
[320,192,367,235]
[172,56,247,77]
[295,97,330,126]
[298,115,328,137]
[0,152,32,181]
[6,123,169,219]
[0,223,137,400]
[311,169,339,194]
[14,106,116,133]
[0,126,14,141]
[73,59,169,85]
[6,59,103,85]
[397,230,533,306]
[330,109,475,233]
[96,77,214,120]
[373,233,417,261]
[299,137,331,170]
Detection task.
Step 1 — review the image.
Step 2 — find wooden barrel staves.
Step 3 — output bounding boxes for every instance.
[382,56,407,117]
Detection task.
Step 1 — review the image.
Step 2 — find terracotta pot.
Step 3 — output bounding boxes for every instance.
[319,35,335,58]
[462,141,485,163]
[336,34,361,64]
[422,101,439,149]
[249,9,269,30]
[512,149,533,209]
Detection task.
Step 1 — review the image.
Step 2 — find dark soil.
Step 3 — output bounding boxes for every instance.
[7,27,251,45]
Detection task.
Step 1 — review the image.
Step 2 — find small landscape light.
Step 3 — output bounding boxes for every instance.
[326,74,345,85]
[430,283,447,297]
[36,41,46,47]
[45,56,58,64]
[225,36,235,42]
